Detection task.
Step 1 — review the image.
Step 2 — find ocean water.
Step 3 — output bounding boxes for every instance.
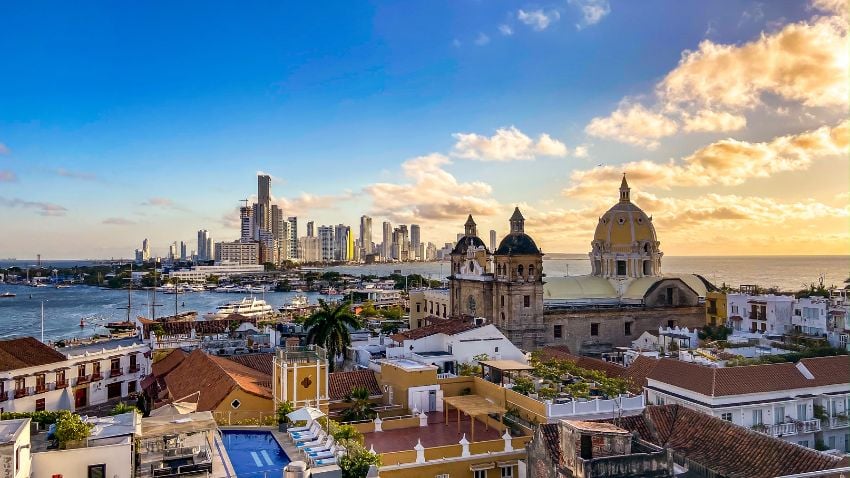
[0,255,847,342]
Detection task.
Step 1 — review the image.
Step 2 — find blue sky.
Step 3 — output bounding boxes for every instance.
[1,1,847,258]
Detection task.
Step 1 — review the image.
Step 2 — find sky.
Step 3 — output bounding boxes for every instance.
[0,0,848,259]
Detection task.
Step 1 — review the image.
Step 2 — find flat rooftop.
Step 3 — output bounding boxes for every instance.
[381,358,437,371]
[363,412,503,454]
[0,419,28,445]
[61,337,145,357]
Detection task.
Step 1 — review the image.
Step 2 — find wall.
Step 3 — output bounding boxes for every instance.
[543,307,705,356]
[31,441,132,478]
[0,420,30,478]
[376,363,438,409]
[213,389,274,425]
[273,358,329,411]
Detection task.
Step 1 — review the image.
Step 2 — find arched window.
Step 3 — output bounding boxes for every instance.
[517,265,524,278]
[528,264,535,279]
[500,312,505,323]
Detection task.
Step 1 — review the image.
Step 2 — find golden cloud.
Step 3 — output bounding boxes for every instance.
[584,102,677,149]
[452,126,568,161]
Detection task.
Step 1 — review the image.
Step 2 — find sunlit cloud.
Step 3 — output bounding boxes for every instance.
[0,143,9,155]
[681,110,747,133]
[517,9,560,31]
[452,126,568,161]
[0,196,67,217]
[474,33,491,46]
[585,102,678,149]
[498,24,513,36]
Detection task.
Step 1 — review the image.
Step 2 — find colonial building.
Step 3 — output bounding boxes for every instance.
[448,177,712,354]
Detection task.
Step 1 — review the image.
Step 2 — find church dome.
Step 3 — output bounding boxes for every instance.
[495,207,542,255]
[451,214,489,255]
[593,176,657,250]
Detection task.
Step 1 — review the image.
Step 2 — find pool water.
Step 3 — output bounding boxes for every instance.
[221,430,291,477]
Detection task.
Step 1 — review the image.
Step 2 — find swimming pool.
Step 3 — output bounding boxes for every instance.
[221,430,291,477]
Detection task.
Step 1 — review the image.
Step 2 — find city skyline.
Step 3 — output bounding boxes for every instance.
[1,1,848,258]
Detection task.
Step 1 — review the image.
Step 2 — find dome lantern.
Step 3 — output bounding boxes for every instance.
[509,207,525,234]
[620,174,631,203]
[464,215,478,237]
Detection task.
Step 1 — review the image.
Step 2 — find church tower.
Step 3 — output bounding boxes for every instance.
[449,215,493,318]
[493,207,545,350]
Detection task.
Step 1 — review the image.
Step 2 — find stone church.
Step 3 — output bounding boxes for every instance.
[449,176,712,354]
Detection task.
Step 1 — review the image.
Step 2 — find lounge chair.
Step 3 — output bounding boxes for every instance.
[308,446,338,460]
[289,423,320,439]
[313,456,336,467]
[296,433,327,448]
[302,437,333,454]
[287,420,315,434]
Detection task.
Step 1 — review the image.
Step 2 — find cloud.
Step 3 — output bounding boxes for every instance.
[812,0,848,17]
[566,120,849,197]
[584,102,678,149]
[140,197,189,211]
[681,110,747,133]
[474,33,491,46]
[0,143,9,155]
[0,197,67,216]
[273,191,354,216]
[55,168,97,181]
[659,16,849,111]
[452,38,462,48]
[0,170,16,182]
[452,126,568,161]
[517,9,560,31]
[498,24,513,36]
[573,145,589,158]
[365,153,501,223]
[569,0,611,29]
[102,217,136,225]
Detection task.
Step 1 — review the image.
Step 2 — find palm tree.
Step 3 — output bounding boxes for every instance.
[340,386,376,422]
[305,299,362,372]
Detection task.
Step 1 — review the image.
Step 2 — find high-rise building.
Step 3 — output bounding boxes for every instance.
[258,174,271,206]
[216,241,260,265]
[134,249,144,263]
[142,238,151,261]
[392,225,409,261]
[297,236,321,262]
[240,206,254,242]
[206,237,214,261]
[334,224,352,261]
[426,242,437,261]
[489,229,497,252]
[318,226,335,262]
[287,217,298,259]
[410,224,421,260]
[270,205,287,261]
[168,242,177,261]
[382,221,392,260]
[306,221,314,237]
[360,215,373,256]
[197,230,209,261]
[180,241,187,261]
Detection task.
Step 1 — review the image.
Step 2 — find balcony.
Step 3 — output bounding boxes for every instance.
[798,418,822,433]
[76,375,90,385]
[55,380,68,389]
[91,372,103,381]
[128,365,140,373]
[756,422,798,437]
[14,389,28,399]
[110,368,123,378]
[34,386,47,395]
[829,416,849,429]
[0,391,7,402]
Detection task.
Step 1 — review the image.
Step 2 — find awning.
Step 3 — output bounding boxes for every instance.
[140,411,217,438]
[470,462,495,471]
[443,395,506,417]
[287,406,325,423]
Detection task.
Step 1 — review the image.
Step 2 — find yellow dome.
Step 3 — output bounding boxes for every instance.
[592,176,658,251]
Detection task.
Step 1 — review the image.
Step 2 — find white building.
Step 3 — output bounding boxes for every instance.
[0,418,31,478]
[0,337,149,413]
[828,289,850,351]
[726,293,793,335]
[793,296,830,337]
[168,263,265,282]
[297,236,321,262]
[408,288,450,329]
[646,356,850,453]
[630,326,700,352]
[386,319,525,376]
[215,240,259,265]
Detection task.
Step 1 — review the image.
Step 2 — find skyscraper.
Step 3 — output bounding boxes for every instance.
[318,226,334,262]
[410,224,421,260]
[142,238,151,261]
[334,224,351,261]
[360,215,373,256]
[306,221,314,237]
[489,229,497,252]
[254,174,272,233]
[197,230,211,260]
[287,217,298,259]
[180,241,187,261]
[382,221,392,261]
[239,206,254,242]
[258,174,271,205]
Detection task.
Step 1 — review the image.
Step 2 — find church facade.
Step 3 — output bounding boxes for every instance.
[448,177,711,354]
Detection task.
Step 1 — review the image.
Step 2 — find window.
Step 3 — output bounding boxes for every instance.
[14,378,24,391]
[231,399,241,409]
[528,264,535,279]
[517,265,524,278]
[416,303,421,313]
[110,358,120,372]
[775,406,785,425]
[494,347,499,353]
[56,369,65,386]
[435,474,450,478]
[616,260,627,276]
[752,409,763,425]
[92,362,101,375]
[721,412,733,422]
[828,436,836,450]
[500,295,504,307]
[474,470,487,478]
[523,295,530,308]
[624,322,632,336]
[78,363,86,378]
[554,325,563,338]
[500,466,513,478]
[667,320,675,328]
[797,404,808,421]
[845,434,850,453]
[129,354,137,371]
[35,398,45,411]
[36,373,46,391]
[591,323,599,336]
[88,464,106,478]
[127,381,136,394]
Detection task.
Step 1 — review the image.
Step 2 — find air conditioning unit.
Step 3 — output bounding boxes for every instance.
[473,317,486,326]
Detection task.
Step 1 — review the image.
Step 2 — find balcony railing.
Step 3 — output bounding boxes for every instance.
[34,385,47,395]
[128,365,140,373]
[55,380,68,389]
[799,419,822,433]
[829,416,849,429]
[757,422,798,437]
[76,375,90,385]
[91,372,103,381]
[110,368,123,378]
[14,389,28,399]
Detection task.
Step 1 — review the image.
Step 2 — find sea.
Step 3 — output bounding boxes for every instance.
[0,254,847,342]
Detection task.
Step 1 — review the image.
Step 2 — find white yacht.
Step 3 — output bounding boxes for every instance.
[279,294,309,312]
[208,297,274,319]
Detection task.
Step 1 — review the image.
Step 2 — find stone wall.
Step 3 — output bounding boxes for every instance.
[541,306,705,356]
[527,425,560,478]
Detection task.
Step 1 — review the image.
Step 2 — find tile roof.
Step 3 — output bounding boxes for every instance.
[151,348,188,377]
[647,355,850,396]
[390,317,478,342]
[624,355,659,393]
[162,349,271,412]
[0,337,67,372]
[226,353,274,376]
[328,369,382,401]
[635,405,844,478]
[140,314,259,337]
[538,423,561,466]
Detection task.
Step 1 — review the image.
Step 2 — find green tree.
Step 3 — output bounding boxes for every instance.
[511,377,535,395]
[109,403,140,416]
[359,300,379,318]
[338,440,381,478]
[205,274,220,285]
[54,411,93,448]
[380,321,402,335]
[304,300,362,372]
[276,401,295,424]
[379,306,404,321]
[340,387,376,422]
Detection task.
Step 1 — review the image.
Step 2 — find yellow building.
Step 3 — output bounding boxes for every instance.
[272,345,330,412]
[706,291,727,327]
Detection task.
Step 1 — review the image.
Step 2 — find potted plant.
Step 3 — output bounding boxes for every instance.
[276,401,295,432]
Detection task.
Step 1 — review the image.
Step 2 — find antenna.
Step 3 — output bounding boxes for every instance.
[240,199,249,208]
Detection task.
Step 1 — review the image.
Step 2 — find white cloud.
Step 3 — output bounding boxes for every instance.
[573,145,589,158]
[681,110,747,133]
[475,33,491,46]
[498,24,513,36]
[569,0,611,29]
[584,102,678,149]
[452,126,568,161]
[518,9,560,31]
[0,197,67,216]
[452,38,461,48]
[102,217,136,226]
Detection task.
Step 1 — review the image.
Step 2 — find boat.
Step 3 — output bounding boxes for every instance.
[56,284,71,289]
[279,294,309,312]
[207,297,274,319]
[104,321,136,332]
[0,292,15,298]
[320,287,339,295]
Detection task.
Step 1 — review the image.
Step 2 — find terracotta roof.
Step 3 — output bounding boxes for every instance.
[162,349,271,412]
[538,346,659,394]
[140,314,259,337]
[226,353,274,376]
[390,317,478,342]
[633,405,844,478]
[152,349,188,377]
[647,356,850,396]
[328,369,382,401]
[538,423,561,466]
[0,337,67,372]
[624,355,659,393]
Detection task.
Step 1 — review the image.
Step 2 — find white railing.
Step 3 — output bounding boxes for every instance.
[829,416,849,429]
[546,395,645,419]
[760,422,798,437]
[437,372,457,379]
[799,418,822,433]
